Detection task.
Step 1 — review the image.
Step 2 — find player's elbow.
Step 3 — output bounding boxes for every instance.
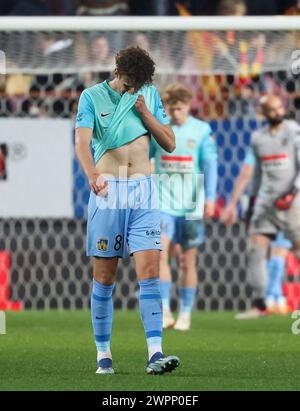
[75,134,83,157]
[165,140,176,153]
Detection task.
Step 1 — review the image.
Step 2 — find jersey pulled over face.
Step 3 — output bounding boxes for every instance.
[75,80,169,165]
[249,120,300,211]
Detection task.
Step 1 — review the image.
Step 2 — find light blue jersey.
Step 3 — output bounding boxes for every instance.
[151,115,218,249]
[150,116,218,219]
[76,80,169,164]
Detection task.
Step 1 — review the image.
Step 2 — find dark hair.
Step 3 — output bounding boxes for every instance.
[115,46,155,90]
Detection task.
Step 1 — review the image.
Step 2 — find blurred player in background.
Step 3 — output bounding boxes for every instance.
[222,147,291,315]
[150,84,218,331]
[75,46,180,375]
[223,95,300,319]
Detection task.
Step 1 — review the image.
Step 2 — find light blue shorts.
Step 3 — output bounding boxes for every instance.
[271,231,292,250]
[86,175,162,258]
[160,212,205,250]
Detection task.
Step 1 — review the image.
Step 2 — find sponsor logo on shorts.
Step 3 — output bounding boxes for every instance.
[97,238,109,251]
[146,229,161,236]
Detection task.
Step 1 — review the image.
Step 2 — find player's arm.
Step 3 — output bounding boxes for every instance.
[201,130,218,219]
[275,124,300,210]
[135,93,175,153]
[75,91,107,195]
[221,148,255,225]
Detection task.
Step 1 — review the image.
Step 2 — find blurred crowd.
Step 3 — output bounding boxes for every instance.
[1,70,300,122]
[0,0,299,16]
[0,0,299,121]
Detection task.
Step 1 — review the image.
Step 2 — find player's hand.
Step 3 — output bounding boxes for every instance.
[221,203,237,225]
[275,188,298,211]
[204,200,215,220]
[134,95,149,117]
[96,175,109,197]
[88,172,108,197]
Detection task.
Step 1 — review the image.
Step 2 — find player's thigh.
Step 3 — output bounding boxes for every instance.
[271,232,291,258]
[134,249,160,281]
[160,212,177,263]
[160,212,176,244]
[159,235,175,282]
[170,242,182,261]
[248,213,277,242]
[250,233,271,248]
[282,207,300,245]
[160,234,171,264]
[181,219,205,250]
[127,184,162,252]
[87,190,127,258]
[92,256,119,285]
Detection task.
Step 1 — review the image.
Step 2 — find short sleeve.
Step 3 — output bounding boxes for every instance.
[200,125,218,163]
[244,147,256,166]
[75,90,95,129]
[153,88,169,125]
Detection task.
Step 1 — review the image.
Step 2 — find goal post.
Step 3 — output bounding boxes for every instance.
[0,16,300,75]
[1,15,300,31]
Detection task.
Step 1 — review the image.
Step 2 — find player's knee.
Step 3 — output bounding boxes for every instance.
[179,255,188,272]
[139,261,159,279]
[159,250,169,265]
[179,253,195,272]
[93,269,115,285]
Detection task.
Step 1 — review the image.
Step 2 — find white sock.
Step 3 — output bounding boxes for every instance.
[148,345,163,361]
[97,350,112,362]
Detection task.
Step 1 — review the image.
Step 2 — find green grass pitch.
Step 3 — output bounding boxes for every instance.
[0,310,300,391]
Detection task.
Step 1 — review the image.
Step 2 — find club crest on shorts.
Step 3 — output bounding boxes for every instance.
[97,238,108,251]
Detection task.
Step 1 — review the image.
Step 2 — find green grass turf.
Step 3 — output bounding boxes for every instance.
[0,310,300,391]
